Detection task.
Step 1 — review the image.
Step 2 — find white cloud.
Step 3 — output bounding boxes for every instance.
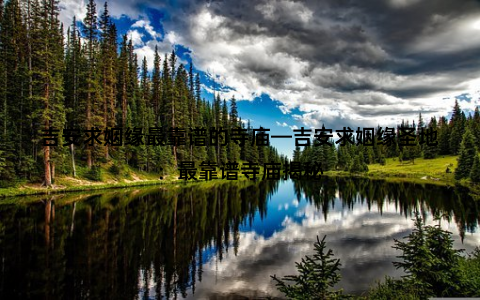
[127,29,145,46]
[132,19,159,38]
[58,0,86,30]
[184,195,480,299]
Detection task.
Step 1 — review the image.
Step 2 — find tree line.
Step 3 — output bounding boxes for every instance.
[0,0,282,187]
[293,100,480,182]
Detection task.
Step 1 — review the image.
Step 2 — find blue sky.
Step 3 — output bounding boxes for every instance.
[60,0,480,157]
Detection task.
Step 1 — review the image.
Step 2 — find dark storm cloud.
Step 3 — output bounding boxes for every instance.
[61,0,480,129]
[392,47,480,76]
[189,0,480,99]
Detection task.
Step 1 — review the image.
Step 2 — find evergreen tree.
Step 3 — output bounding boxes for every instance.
[32,0,66,185]
[415,113,425,157]
[349,154,368,173]
[470,154,480,183]
[271,236,344,299]
[423,117,438,159]
[0,0,285,184]
[82,0,100,168]
[437,116,450,155]
[0,0,29,181]
[116,35,128,129]
[455,129,477,180]
[393,213,463,297]
[227,96,241,162]
[64,17,83,176]
[99,2,117,160]
[293,146,301,162]
[473,106,480,149]
[151,46,161,122]
[220,99,228,165]
[450,100,465,155]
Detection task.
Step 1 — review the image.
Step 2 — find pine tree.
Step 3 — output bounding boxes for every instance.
[423,117,438,159]
[151,46,161,123]
[0,0,286,183]
[220,99,228,165]
[227,96,240,162]
[450,100,465,155]
[470,154,480,183]
[271,236,343,299]
[173,63,189,162]
[351,154,368,173]
[137,56,149,170]
[415,113,425,157]
[188,62,196,129]
[32,0,66,185]
[455,129,477,180]
[393,213,463,297]
[116,35,128,129]
[82,0,99,168]
[473,106,480,149]
[0,0,29,181]
[64,17,83,176]
[99,2,117,160]
[437,116,450,155]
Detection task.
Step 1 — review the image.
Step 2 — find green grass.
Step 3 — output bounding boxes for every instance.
[0,180,167,198]
[368,156,457,181]
[325,156,459,186]
[0,159,268,198]
[3,155,479,198]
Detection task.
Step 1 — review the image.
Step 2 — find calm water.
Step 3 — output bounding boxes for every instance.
[0,178,479,299]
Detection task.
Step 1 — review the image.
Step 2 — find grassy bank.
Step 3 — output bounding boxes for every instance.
[0,161,267,198]
[0,178,169,198]
[324,156,458,186]
[3,155,480,198]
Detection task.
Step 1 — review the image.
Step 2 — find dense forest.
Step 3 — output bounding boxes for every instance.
[294,101,480,182]
[0,0,282,187]
[1,0,479,188]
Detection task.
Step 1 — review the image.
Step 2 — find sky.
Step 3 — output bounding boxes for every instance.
[59,0,480,157]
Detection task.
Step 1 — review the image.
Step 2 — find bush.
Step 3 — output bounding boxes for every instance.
[470,155,480,183]
[370,213,480,299]
[85,165,102,181]
[273,214,480,299]
[109,163,122,176]
[392,213,464,297]
[379,157,386,166]
[349,154,368,173]
[458,247,480,296]
[271,236,346,299]
[367,277,425,300]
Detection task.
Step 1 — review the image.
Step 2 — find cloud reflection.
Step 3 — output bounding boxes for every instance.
[188,182,480,299]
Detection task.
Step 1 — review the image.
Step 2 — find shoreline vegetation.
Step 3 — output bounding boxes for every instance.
[272,213,480,299]
[326,156,458,184]
[2,154,480,199]
[1,0,479,202]
[0,160,266,198]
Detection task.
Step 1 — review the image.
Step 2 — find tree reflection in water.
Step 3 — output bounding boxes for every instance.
[0,178,478,299]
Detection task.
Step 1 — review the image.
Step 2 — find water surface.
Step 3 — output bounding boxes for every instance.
[0,178,478,299]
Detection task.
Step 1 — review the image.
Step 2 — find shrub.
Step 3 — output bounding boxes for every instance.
[85,165,102,181]
[271,236,346,299]
[109,163,122,176]
[393,213,464,297]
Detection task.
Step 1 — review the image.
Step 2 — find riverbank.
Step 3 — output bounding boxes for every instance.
[323,155,479,197]
[323,155,456,184]
[0,162,265,198]
[2,155,480,199]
